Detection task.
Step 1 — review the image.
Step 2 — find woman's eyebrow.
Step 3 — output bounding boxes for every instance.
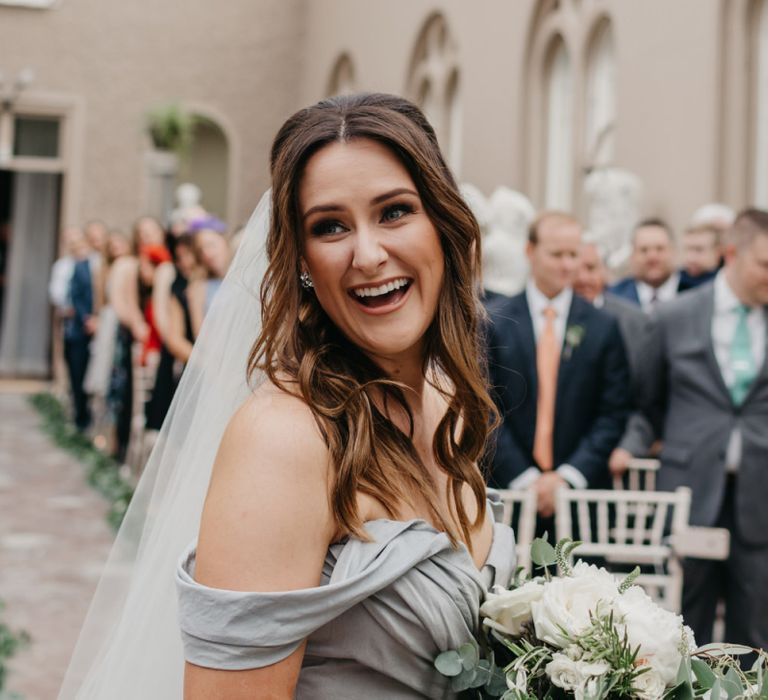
[370,188,418,205]
[302,188,418,221]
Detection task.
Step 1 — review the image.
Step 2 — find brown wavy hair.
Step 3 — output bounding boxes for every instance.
[248,93,497,549]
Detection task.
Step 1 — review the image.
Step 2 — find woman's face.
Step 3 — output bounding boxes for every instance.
[108,234,131,260]
[174,243,197,278]
[196,230,230,278]
[136,218,165,247]
[299,138,444,367]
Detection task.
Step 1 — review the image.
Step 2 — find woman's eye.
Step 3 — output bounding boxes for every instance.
[381,203,414,223]
[311,220,346,236]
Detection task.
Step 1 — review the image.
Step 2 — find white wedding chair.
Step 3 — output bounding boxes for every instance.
[612,458,660,492]
[555,487,692,612]
[495,488,537,574]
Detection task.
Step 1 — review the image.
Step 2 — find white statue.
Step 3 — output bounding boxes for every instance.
[482,186,535,296]
[170,182,207,234]
[459,182,491,236]
[583,167,643,273]
[690,203,736,228]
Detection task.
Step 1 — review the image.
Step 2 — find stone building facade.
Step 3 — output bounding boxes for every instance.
[1,0,767,376]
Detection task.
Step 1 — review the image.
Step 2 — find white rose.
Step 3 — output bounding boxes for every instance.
[632,667,667,700]
[531,562,620,648]
[547,654,610,695]
[481,580,544,636]
[546,653,584,692]
[616,586,686,685]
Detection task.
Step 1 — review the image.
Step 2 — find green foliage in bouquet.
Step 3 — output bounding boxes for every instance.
[0,599,30,697]
[29,393,133,531]
[435,536,768,699]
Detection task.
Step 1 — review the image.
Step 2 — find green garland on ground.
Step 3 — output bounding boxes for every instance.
[29,393,134,531]
[0,599,29,699]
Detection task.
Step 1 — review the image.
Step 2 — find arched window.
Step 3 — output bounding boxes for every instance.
[755,0,768,207]
[327,53,356,97]
[176,116,229,220]
[544,38,574,209]
[446,70,462,175]
[407,13,462,172]
[585,19,616,169]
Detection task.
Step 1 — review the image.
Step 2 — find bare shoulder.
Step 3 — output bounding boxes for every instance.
[110,256,138,279]
[195,381,334,592]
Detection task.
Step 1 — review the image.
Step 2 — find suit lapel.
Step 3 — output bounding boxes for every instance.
[743,306,768,404]
[698,285,732,402]
[517,292,538,399]
[557,296,587,396]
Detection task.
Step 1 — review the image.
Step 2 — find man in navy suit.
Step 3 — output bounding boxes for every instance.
[485,212,631,518]
[610,218,682,313]
[62,231,96,431]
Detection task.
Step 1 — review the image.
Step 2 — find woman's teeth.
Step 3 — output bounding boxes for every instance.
[352,278,410,298]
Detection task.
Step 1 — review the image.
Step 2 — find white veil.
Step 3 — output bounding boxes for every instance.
[58,190,271,699]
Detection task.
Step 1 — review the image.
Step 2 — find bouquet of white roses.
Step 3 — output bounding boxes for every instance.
[435,538,767,699]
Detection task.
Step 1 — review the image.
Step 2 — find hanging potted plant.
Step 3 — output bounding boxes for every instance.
[146,103,195,154]
[144,103,195,222]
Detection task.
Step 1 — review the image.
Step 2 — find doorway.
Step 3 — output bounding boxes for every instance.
[0,170,61,377]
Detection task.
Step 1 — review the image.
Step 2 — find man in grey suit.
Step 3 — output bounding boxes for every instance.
[575,241,656,475]
[643,208,768,649]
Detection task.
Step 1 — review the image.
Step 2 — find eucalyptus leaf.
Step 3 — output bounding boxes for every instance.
[675,655,693,687]
[486,666,509,697]
[530,537,557,567]
[691,657,716,689]
[459,642,479,671]
[722,666,744,699]
[450,666,478,692]
[663,681,694,700]
[434,650,463,677]
[695,643,754,656]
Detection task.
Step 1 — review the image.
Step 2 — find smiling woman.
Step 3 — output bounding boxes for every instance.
[299,139,445,366]
[59,94,516,700]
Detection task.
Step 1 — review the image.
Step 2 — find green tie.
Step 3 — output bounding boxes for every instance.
[730,304,756,405]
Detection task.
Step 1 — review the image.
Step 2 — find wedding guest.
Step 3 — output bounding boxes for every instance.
[643,208,768,651]
[486,213,631,520]
[109,233,149,462]
[48,227,84,313]
[84,219,108,257]
[187,228,231,338]
[145,234,198,431]
[62,230,96,431]
[85,231,132,441]
[137,244,172,367]
[678,223,721,291]
[610,218,682,313]
[574,240,656,476]
[133,216,166,250]
[163,234,196,366]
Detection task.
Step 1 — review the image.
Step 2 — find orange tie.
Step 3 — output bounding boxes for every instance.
[533,306,560,471]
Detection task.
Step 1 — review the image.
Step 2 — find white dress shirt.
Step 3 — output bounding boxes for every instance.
[711,270,766,471]
[508,282,587,491]
[48,255,75,311]
[636,271,680,314]
[526,280,572,348]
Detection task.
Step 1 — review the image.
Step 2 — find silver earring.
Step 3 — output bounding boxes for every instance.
[299,270,314,289]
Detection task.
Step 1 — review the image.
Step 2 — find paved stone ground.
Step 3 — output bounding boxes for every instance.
[0,390,114,700]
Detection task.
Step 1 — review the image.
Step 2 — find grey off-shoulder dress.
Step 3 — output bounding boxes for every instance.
[176,501,516,699]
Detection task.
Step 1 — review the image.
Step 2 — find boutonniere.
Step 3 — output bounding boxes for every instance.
[562,324,585,360]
